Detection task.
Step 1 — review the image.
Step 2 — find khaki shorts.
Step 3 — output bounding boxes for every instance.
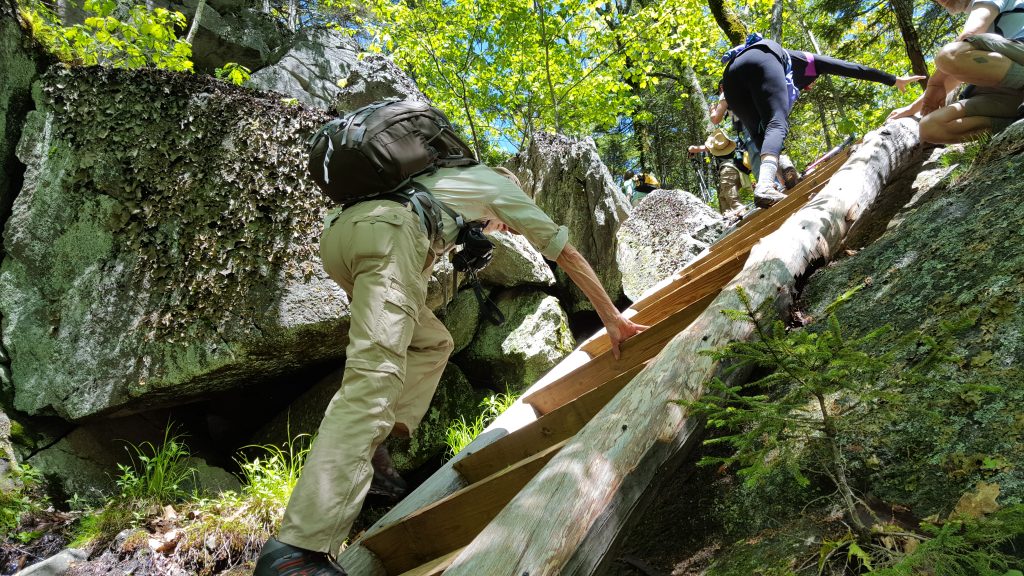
[961,34,1024,131]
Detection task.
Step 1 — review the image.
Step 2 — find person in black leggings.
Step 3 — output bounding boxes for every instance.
[716,37,923,207]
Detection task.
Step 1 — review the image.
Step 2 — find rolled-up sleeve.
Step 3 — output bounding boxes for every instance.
[538,225,570,261]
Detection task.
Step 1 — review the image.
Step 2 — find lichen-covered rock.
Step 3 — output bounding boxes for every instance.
[248,28,426,112]
[26,415,238,502]
[617,188,725,301]
[26,416,169,499]
[0,67,347,420]
[801,121,1024,512]
[476,231,555,288]
[440,288,481,356]
[506,133,629,313]
[457,288,574,392]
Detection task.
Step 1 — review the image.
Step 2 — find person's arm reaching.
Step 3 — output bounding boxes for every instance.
[890,1,999,120]
[555,243,647,359]
[710,98,728,125]
[958,2,999,39]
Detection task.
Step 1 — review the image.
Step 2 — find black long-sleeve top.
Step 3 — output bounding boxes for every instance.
[750,38,897,90]
[785,50,897,89]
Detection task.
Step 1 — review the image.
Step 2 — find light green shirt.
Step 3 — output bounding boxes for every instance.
[622,178,635,199]
[414,165,570,261]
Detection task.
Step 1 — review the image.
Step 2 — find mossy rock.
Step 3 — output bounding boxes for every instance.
[456,287,575,393]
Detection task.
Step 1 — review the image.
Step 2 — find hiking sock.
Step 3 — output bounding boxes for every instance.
[999,62,1024,90]
[755,157,779,195]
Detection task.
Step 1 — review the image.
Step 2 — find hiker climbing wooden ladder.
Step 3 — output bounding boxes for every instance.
[337,120,921,576]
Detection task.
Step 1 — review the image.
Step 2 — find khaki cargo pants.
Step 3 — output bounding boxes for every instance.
[717,160,746,214]
[278,199,454,556]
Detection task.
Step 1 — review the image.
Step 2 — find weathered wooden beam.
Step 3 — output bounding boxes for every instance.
[441,120,921,576]
[396,548,464,576]
[455,364,647,484]
[361,441,567,575]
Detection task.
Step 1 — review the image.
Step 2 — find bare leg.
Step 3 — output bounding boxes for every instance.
[920,102,993,144]
[935,41,1013,87]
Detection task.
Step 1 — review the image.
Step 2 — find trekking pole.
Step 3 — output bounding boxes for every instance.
[804,133,856,176]
[690,155,711,203]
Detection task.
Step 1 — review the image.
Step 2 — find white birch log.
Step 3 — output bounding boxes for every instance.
[441,118,922,576]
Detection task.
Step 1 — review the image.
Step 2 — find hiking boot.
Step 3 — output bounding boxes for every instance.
[254,538,347,576]
[754,187,786,208]
[368,444,407,501]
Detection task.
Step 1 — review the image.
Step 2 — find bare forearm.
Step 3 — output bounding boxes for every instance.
[555,243,620,326]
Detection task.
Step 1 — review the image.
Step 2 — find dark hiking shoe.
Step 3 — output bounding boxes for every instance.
[754,187,786,208]
[254,538,347,576]
[368,444,408,501]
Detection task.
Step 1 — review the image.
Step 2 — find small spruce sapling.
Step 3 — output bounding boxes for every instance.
[679,285,956,542]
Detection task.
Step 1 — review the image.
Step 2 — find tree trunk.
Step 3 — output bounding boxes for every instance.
[707,0,747,45]
[769,0,784,42]
[185,0,206,45]
[287,0,298,32]
[817,103,834,149]
[890,0,929,84]
[440,119,922,576]
[534,0,561,133]
[681,64,711,129]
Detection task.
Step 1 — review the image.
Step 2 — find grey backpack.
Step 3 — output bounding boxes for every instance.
[308,98,478,205]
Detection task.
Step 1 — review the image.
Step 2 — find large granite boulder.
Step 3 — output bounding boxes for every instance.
[506,133,629,314]
[476,231,555,288]
[25,415,238,500]
[617,188,725,301]
[164,0,289,73]
[248,28,426,113]
[456,288,574,393]
[0,4,48,410]
[0,67,345,421]
[54,0,288,73]
[439,288,481,356]
[1,5,49,257]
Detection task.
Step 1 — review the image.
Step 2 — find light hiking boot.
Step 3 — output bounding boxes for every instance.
[369,444,408,501]
[254,537,347,576]
[754,187,786,208]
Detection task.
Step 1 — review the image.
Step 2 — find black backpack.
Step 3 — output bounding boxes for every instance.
[308,98,478,205]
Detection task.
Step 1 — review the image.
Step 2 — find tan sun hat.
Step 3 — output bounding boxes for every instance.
[704,128,737,157]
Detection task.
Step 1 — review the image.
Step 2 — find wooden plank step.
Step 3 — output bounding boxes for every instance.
[523,290,718,415]
[361,441,567,575]
[396,548,465,576]
[454,364,646,484]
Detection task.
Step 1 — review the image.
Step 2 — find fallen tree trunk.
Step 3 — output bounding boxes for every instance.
[442,118,922,576]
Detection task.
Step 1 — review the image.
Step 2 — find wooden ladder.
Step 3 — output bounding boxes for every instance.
[339,150,853,576]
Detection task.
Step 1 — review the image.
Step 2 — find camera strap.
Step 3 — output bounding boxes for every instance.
[466,269,506,326]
